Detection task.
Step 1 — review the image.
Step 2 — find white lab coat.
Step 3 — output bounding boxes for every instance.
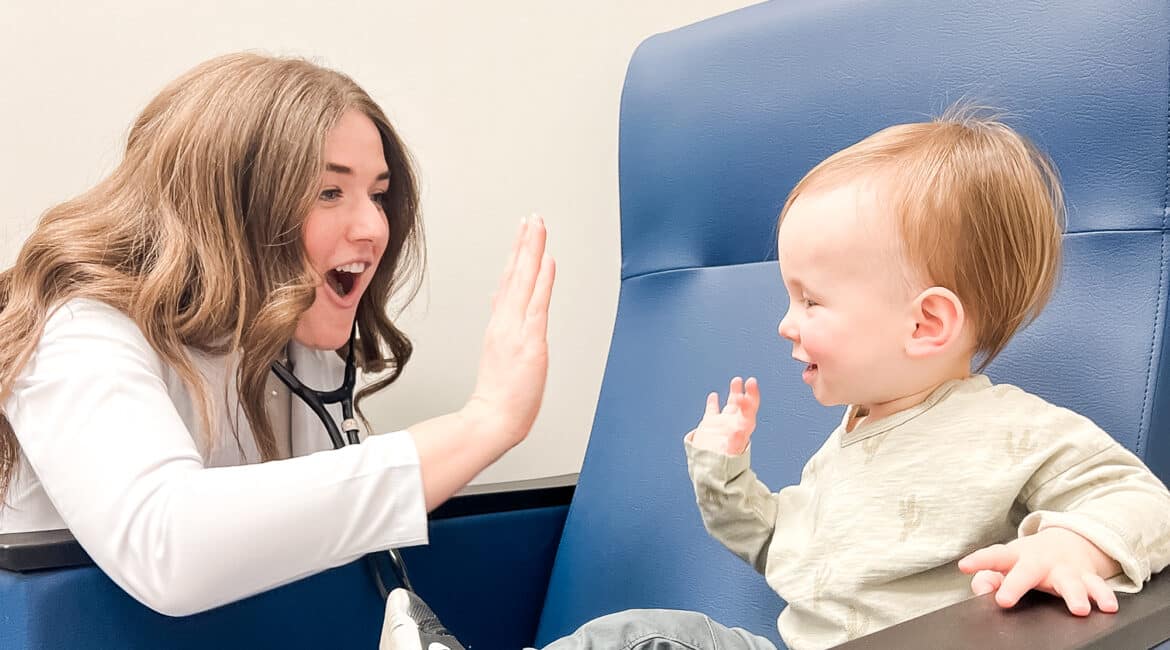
[1,299,427,616]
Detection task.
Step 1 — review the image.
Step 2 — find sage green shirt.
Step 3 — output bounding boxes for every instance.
[685,375,1170,650]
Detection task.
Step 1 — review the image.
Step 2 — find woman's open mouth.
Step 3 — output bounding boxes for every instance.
[324,262,368,299]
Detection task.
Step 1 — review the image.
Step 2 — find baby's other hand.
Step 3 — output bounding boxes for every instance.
[958,526,1122,616]
[687,377,759,456]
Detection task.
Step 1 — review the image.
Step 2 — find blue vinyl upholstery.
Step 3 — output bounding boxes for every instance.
[0,505,568,648]
[536,0,1170,646]
[0,561,386,649]
[2,2,1168,648]
[399,506,569,648]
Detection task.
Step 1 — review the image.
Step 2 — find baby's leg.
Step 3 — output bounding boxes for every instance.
[541,609,778,650]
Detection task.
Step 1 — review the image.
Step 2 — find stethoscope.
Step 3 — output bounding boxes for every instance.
[269,324,414,599]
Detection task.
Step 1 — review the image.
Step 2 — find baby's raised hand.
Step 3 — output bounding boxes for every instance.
[688,377,759,456]
[958,527,1121,616]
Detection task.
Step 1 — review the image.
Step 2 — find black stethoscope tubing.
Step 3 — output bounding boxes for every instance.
[269,326,361,448]
[269,324,413,596]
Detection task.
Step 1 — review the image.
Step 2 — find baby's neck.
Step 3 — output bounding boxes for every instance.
[851,362,974,430]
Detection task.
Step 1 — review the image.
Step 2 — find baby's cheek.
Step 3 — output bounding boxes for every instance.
[800,326,832,359]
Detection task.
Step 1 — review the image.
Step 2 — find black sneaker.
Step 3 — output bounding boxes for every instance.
[381,588,467,650]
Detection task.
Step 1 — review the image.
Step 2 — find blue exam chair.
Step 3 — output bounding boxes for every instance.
[1,1,1168,648]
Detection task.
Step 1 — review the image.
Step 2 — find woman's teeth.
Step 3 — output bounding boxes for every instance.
[334,262,368,274]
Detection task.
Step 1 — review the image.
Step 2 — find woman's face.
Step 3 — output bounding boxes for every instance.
[294,110,391,350]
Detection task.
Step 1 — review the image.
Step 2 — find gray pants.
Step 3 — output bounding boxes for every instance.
[542,609,779,650]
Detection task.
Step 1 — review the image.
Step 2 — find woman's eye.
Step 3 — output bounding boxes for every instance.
[319,188,342,201]
[370,192,387,204]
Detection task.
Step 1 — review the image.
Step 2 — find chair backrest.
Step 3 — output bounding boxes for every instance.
[536,0,1170,645]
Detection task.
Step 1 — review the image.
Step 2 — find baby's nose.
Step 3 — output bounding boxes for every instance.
[777,313,799,342]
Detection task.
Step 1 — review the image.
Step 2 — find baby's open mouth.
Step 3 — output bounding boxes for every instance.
[325,262,368,298]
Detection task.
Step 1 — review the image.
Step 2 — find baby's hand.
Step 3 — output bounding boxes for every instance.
[688,377,759,456]
[958,527,1121,616]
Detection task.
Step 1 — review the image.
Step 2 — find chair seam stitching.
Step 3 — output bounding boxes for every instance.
[1138,44,1170,457]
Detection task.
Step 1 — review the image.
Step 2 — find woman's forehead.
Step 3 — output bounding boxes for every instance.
[323,111,387,176]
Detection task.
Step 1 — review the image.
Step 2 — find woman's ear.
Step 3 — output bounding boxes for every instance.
[906,287,966,359]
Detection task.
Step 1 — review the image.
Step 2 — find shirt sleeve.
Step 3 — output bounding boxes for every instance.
[4,300,428,616]
[684,434,780,574]
[1017,410,1170,592]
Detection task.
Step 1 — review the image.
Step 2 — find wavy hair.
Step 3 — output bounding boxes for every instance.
[0,52,424,500]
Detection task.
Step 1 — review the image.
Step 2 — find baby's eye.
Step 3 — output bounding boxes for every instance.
[319,188,342,201]
[803,298,818,308]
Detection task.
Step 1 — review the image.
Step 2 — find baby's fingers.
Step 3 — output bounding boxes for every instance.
[995,561,1045,608]
[959,544,1018,575]
[1084,573,1118,614]
[704,392,721,417]
[723,377,744,414]
[1051,571,1091,616]
[742,377,761,417]
[970,570,1004,596]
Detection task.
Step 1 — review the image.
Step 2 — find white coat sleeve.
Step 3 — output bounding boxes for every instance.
[4,300,428,616]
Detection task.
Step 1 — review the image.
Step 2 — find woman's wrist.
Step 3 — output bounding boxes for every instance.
[457,397,527,450]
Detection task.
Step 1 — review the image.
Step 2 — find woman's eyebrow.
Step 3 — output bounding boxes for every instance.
[324,162,389,181]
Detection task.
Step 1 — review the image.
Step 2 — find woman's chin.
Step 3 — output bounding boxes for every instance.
[293,288,359,350]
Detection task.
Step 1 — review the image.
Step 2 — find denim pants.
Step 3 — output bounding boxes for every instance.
[541,609,779,650]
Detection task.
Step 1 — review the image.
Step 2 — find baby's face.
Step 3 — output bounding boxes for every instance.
[777,181,924,414]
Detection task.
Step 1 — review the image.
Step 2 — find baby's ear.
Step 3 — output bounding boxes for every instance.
[906,287,966,358]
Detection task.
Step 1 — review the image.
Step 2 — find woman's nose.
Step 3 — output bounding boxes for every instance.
[348,199,387,243]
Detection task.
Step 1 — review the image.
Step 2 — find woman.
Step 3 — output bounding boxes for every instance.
[0,52,554,619]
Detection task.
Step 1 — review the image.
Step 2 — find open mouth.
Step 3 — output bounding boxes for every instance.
[802,362,819,383]
[324,262,368,299]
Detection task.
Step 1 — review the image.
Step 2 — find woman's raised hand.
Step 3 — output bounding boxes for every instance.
[462,214,556,447]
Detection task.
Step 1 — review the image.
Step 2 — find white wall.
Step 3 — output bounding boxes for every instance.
[0,1,758,485]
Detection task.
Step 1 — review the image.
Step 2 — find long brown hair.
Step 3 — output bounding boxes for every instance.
[0,52,425,500]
